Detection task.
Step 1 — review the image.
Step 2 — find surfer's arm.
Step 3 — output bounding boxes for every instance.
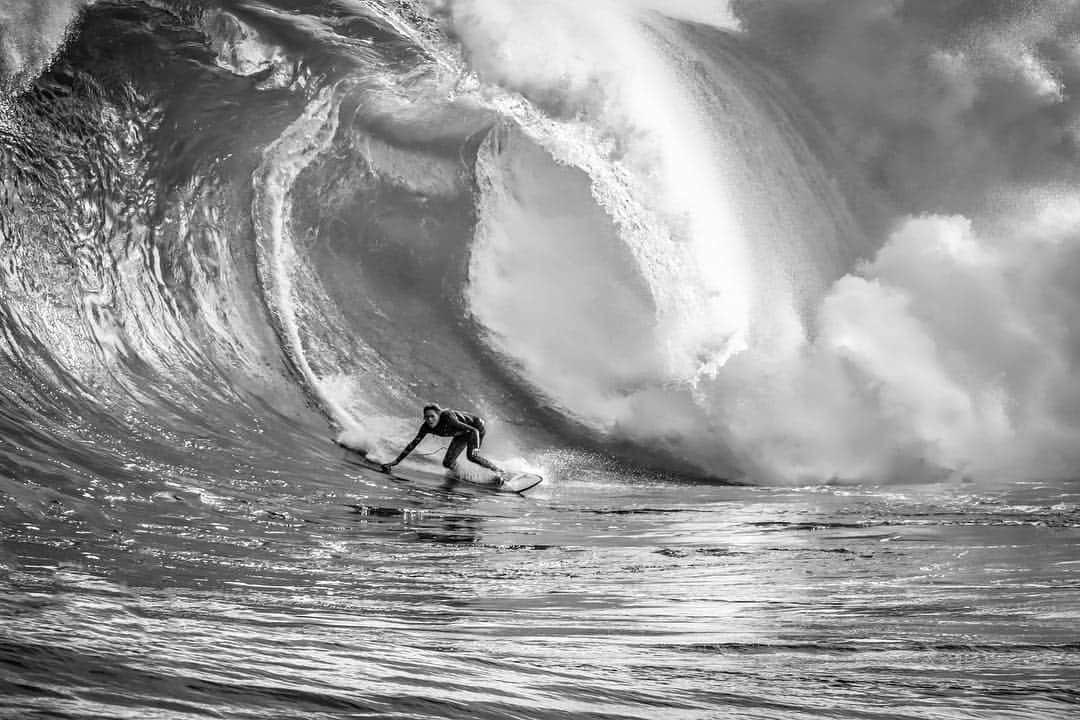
[384,429,426,470]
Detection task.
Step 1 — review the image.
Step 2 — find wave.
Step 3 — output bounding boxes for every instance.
[2,0,1080,486]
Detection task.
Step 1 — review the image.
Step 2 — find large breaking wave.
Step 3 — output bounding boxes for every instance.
[2,0,1080,486]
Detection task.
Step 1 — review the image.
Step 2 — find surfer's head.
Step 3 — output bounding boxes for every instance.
[423,404,441,428]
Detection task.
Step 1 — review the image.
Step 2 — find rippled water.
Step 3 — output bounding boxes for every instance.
[4,460,1077,719]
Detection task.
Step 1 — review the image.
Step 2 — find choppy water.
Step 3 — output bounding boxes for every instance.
[4,468,1079,719]
[3,1,1080,717]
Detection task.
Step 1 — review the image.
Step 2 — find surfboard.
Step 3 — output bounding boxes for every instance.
[498,471,544,493]
[340,447,543,494]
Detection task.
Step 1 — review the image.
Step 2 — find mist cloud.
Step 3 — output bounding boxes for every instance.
[706,1,1080,482]
[732,0,1080,213]
[0,0,88,95]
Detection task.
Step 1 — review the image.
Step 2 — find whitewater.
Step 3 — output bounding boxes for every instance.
[1,1,1078,718]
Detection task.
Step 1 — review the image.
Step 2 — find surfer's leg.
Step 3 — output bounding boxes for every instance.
[465,432,501,472]
[442,436,468,470]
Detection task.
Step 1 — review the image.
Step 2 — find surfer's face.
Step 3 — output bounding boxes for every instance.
[423,409,439,428]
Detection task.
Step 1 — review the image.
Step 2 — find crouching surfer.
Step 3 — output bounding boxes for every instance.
[382,404,504,480]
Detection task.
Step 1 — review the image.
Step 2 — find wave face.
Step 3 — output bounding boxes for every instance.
[2,0,1080,485]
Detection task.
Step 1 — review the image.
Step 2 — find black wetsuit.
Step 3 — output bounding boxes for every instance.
[397,410,500,472]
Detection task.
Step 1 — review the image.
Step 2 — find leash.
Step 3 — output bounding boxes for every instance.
[413,444,450,457]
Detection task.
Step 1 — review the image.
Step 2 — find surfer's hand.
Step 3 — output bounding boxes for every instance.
[380,463,393,473]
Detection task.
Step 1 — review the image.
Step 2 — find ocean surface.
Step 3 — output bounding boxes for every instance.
[2,1,1079,718]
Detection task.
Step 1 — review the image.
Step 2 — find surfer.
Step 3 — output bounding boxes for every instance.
[382,405,503,477]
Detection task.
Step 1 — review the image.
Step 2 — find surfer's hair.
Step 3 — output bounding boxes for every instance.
[423,404,441,415]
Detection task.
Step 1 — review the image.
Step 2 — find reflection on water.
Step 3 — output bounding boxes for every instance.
[2,462,1078,719]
